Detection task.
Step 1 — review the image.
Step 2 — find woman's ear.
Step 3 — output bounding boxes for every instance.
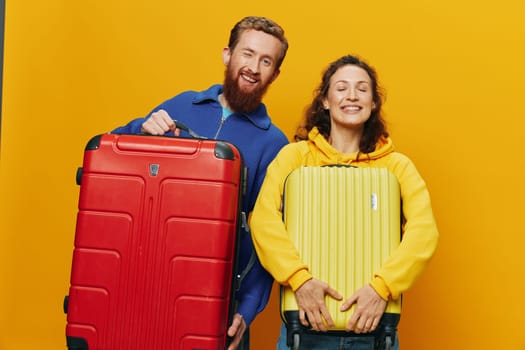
[322,98,329,110]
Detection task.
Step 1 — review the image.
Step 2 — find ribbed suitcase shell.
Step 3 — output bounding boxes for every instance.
[281,166,401,330]
[65,133,243,350]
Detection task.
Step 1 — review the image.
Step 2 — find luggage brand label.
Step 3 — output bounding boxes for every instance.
[149,164,160,176]
[371,193,378,210]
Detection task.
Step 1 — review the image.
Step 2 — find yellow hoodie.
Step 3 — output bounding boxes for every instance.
[251,127,439,301]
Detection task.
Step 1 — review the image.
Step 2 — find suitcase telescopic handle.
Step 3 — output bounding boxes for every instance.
[322,164,357,168]
[138,120,207,139]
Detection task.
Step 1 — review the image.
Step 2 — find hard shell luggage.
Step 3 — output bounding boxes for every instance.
[281,166,402,350]
[64,132,245,350]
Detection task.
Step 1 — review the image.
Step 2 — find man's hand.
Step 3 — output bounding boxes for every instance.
[141,109,181,136]
[294,278,343,331]
[226,313,246,350]
[341,284,387,334]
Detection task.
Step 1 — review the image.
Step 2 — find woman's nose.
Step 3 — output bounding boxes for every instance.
[347,89,357,100]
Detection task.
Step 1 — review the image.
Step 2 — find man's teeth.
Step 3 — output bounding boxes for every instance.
[242,74,256,83]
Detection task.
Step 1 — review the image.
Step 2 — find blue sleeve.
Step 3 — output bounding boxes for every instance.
[235,129,289,326]
[235,234,274,326]
[111,117,147,134]
[110,96,176,135]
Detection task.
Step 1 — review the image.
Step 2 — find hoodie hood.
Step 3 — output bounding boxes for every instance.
[307,127,395,165]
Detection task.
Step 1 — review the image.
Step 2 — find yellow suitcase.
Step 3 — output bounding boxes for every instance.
[281,166,401,349]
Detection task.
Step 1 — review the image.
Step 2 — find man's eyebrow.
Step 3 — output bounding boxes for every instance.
[239,47,276,62]
[239,47,255,53]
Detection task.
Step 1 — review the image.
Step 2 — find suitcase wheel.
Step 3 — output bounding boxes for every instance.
[385,335,392,350]
[292,333,300,350]
[76,167,83,185]
[63,295,68,314]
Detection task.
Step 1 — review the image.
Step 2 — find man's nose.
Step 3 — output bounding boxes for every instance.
[246,57,260,73]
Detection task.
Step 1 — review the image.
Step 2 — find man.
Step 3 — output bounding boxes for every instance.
[112,16,289,350]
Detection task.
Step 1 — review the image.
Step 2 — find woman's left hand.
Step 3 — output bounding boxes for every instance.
[340,284,387,333]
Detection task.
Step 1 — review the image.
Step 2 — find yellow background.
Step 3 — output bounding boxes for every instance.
[1,0,524,349]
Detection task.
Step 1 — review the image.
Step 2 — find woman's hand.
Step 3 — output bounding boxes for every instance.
[341,284,387,333]
[294,278,343,331]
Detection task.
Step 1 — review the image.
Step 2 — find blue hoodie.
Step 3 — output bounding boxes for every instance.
[112,84,289,326]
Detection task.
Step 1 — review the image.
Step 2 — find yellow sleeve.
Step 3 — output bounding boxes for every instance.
[374,154,439,300]
[250,144,313,291]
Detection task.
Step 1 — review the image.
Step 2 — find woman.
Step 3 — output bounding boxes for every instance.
[250,55,439,349]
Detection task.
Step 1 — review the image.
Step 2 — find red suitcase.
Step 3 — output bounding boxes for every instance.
[64,132,245,350]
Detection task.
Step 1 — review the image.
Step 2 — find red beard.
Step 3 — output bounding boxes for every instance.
[222,67,270,113]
